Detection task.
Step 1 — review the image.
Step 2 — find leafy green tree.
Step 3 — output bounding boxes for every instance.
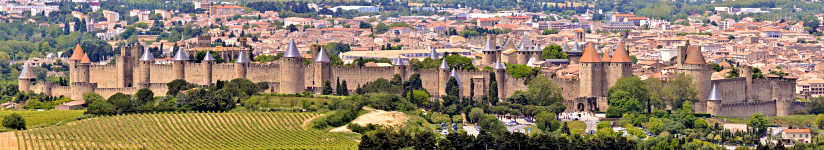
[3,113,26,130]
[726,67,740,78]
[135,88,154,107]
[413,130,436,150]
[536,111,559,132]
[542,44,569,59]
[608,76,650,113]
[520,76,564,106]
[747,113,768,134]
[87,100,115,115]
[609,90,643,115]
[488,72,498,103]
[340,80,349,96]
[406,90,429,106]
[230,78,259,97]
[711,63,723,72]
[647,117,663,135]
[695,119,709,129]
[82,92,105,107]
[542,29,559,35]
[108,93,132,112]
[816,114,824,129]
[166,79,197,96]
[468,108,485,123]
[193,50,224,63]
[665,73,698,110]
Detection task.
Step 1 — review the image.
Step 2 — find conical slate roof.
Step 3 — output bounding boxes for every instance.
[18,63,35,79]
[568,42,583,52]
[532,43,542,51]
[579,42,602,63]
[439,58,449,70]
[80,54,91,64]
[139,47,154,61]
[429,47,439,59]
[684,46,707,65]
[517,41,529,52]
[707,85,722,100]
[446,68,463,88]
[518,33,532,48]
[235,52,250,63]
[493,59,506,70]
[284,39,301,58]
[203,51,216,61]
[69,44,85,61]
[562,43,570,51]
[611,41,633,63]
[173,48,190,61]
[314,47,330,62]
[393,56,404,66]
[481,38,496,52]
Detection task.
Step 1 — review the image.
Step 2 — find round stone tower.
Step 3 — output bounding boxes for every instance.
[68,44,84,83]
[606,41,634,89]
[17,63,35,93]
[280,39,306,94]
[566,42,583,64]
[172,47,189,80]
[481,36,497,66]
[776,99,792,116]
[78,54,91,83]
[438,59,450,96]
[137,47,154,88]
[393,56,407,80]
[706,85,723,116]
[677,46,712,102]
[578,42,604,97]
[235,52,250,79]
[493,59,507,102]
[202,51,216,85]
[740,65,753,102]
[312,47,332,88]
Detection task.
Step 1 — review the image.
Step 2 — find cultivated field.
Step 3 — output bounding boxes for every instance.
[0,110,86,127]
[11,112,357,150]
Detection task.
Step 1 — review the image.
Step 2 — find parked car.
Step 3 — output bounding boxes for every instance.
[441,130,449,135]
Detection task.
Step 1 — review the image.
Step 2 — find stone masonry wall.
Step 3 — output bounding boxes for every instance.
[710,77,747,104]
[185,63,204,84]
[721,101,777,118]
[247,64,280,83]
[149,64,174,83]
[552,78,580,100]
[752,79,773,101]
[212,64,237,82]
[331,66,394,92]
[89,65,118,88]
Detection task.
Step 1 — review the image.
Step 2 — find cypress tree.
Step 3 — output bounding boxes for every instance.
[341,80,348,96]
[322,80,333,95]
[446,77,459,97]
[488,72,498,102]
[470,78,475,99]
[335,77,341,95]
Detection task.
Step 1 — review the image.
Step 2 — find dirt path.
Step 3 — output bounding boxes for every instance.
[330,108,408,133]
[302,114,323,129]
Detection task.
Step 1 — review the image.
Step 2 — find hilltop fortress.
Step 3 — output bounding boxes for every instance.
[17,33,804,118]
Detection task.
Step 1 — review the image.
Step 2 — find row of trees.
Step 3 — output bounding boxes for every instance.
[360,129,639,150]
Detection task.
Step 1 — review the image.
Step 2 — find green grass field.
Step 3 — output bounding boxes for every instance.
[0,110,86,128]
[15,112,357,149]
[768,115,817,127]
[567,121,587,134]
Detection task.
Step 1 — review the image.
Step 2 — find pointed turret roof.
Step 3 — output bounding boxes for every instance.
[562,43,569,51]
[393,56,404,66]
[481,37,496,52]
[284,39,301,58]
[235,52,250,63]
[684,46,707,65]
[439,58,449,70]
[578,42,602,63]
[611,41,633,63]
[446,68,463,88]
[429,47,439,59]
[173,48,190,61]
[502,38,516,50]
[314,47,330,62]
[568,42,583,52]
[80,54,91,64]
[139,47,154,61]
[203,51,216,61]
[18,63,35,79]
[69,44,85,60]
[531,43,541,51]
[517,41,529,51]
[518,33,532,48]
[601,46,611,62]
[493,59,506,70]
[707,85,722,100]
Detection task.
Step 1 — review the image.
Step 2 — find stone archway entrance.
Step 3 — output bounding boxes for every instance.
[577,103,585,111]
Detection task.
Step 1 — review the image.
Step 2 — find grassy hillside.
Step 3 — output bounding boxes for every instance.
[14,112,357,149]
[0,110,85,128]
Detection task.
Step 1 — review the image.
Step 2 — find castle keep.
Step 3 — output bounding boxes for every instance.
[18,34,803,118]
